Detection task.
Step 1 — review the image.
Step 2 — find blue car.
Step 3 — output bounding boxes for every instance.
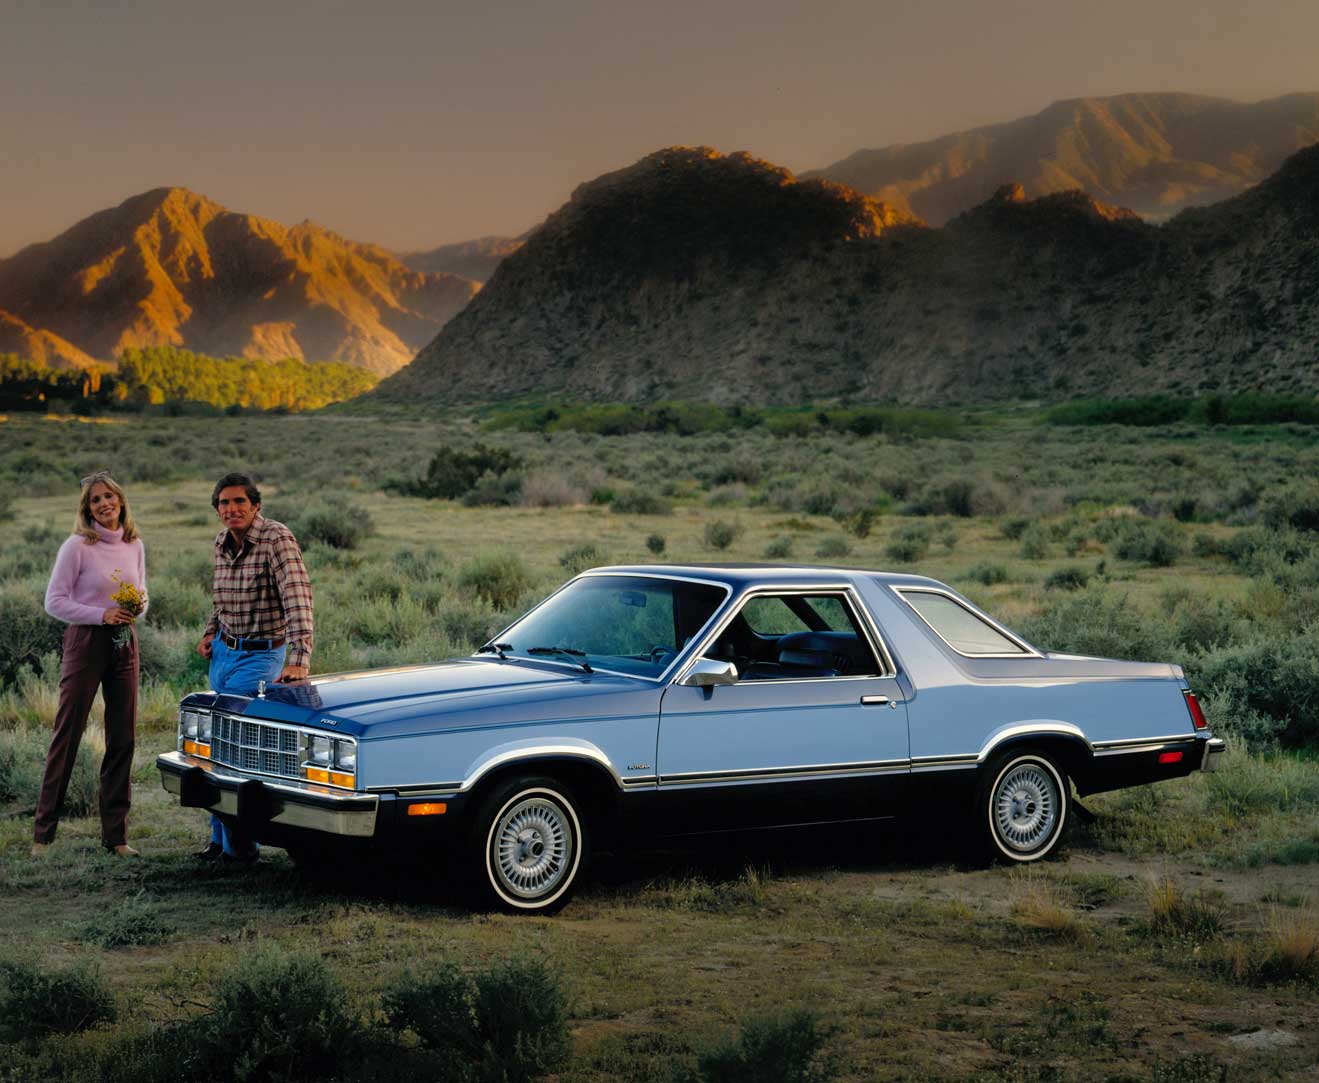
[158,565,1224,912]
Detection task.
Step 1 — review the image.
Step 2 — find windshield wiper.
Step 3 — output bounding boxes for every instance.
[476,642,512,659]
[527,646,593,673]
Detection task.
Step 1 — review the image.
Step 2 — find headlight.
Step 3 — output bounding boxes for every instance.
[181,710,200,739]
[307,734,332,766]
[198,711,212,742]
[332,739,356,772]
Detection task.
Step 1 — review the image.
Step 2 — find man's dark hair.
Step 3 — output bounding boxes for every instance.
[212,473,261,509]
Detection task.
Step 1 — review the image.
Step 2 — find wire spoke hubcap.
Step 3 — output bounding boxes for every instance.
[994,763,1058,852]
[493,796,574,899]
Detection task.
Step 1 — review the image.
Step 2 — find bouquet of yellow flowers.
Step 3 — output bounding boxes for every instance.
[109,571,147,651]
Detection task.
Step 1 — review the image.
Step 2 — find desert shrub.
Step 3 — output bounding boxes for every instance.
[79,896,175,948]
[999,516,1032,540]
[672,1008,836,1083]
[815,536,851,559]
[0,582,64,687]
[884,523,931,563]
[160,548,215,590]
[840,506,880,538]
[462,469,525,507]
[1017,588,1177,663]
[520,469,587,507]
[391,547,446,583]
[383,958,571,1083]
[0,727,98,815]
[646,533,667,555]
[612,489,673,516]
[966,561,1008,585]
[703,520,742,551]
[0,958,116,1043]
[1149,1054,1229,1083]
[1260,482,1319,533]
[202,948,359,1082]
[1103,518,1183,566]
[1017,523,1050,561]
[940,478,975,518]
[1044,566,1090,591]
[1191,634,1319,746]
[764,537,794,560]
[457,552,532,608]
[274,499,375,550]
[1219,525,1314,576]
[559,543,607,576]
[1201,752,1319,818]
[142,577,210,627]
[385,442,523,500]
[1044,396,1189,426]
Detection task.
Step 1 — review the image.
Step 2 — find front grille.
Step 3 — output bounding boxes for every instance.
[212,713,301,780]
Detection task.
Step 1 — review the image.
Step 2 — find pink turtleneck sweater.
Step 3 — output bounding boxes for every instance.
[44,522,149,627]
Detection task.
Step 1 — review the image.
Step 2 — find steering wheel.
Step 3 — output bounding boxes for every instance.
[649,645,676,664]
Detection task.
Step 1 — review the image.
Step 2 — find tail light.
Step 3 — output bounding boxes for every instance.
[1184,690,1208,731]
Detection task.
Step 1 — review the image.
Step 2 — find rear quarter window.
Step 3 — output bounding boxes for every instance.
[898,589,1030,656]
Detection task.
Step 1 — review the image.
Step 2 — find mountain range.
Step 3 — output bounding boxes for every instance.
[399,235,525,283]
[806,92,1319,225]
[372,140,1319,406]
[0,189,479,375]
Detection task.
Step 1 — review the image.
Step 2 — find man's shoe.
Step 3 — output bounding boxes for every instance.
[194,841,224,861]
[109,844,141,857]
[220,849,259,867]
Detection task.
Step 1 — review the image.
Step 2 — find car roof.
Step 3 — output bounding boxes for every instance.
[582,564,948,591]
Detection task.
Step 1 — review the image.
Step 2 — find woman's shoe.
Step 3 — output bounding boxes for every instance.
[110,844,141,857]
[30,842,50,858]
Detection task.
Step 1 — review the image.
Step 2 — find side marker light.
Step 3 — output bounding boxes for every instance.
[407,803,448,817]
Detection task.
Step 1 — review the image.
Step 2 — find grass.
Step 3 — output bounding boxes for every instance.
[3,410,1319,1080]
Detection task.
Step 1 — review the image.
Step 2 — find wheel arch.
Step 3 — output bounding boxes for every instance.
[978,725,1091,787]
[463,754,622,841]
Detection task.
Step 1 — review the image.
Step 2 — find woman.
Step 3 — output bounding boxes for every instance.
[33,471,147,858]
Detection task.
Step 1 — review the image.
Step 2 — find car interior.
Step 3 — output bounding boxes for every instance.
[706,593,883,680]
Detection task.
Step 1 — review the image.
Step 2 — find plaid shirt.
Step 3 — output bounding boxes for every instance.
[203,515,314,668]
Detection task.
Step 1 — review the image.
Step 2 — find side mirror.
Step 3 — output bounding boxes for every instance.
[681,657,740,687]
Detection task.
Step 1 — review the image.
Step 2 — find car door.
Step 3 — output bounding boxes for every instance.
[654,588,910,834]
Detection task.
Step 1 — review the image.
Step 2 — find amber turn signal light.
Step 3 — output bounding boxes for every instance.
[183,740,210,758]
[407,802,448,817]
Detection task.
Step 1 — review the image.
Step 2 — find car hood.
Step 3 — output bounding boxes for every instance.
[190,658,653,738]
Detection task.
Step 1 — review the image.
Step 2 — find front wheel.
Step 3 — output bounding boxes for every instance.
[977,751,1068,862]
[470,777,587,913]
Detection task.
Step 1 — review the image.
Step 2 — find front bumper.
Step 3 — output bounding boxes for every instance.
[157,751,379,838]
[1201,737,1226,773]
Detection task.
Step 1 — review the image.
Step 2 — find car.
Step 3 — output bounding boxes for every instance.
[157,565,1224,912]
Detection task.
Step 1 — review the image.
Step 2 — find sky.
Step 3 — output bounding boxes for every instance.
[2,0,1317,258]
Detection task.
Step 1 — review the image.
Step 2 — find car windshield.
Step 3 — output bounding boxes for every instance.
[491,575,729,678]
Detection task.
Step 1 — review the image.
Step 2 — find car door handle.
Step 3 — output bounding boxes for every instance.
[861,695,899,707]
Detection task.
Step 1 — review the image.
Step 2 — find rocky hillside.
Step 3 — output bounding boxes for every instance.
[0,189,480,375]
[805,92,1319,225]
[372,143,1319,406]
[400,235,525,283]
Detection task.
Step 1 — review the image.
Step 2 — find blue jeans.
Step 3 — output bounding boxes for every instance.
[208,636,286,857]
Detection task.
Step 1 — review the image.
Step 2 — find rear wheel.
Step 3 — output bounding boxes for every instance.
[470,776,587,913]
[978,750,1068,862]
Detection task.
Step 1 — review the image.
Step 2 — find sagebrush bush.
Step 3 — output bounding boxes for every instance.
[884,523,931,564]
[141,577,210,627]
[646,533,667,555]
[1044,566,1090,591]
[1017,588,1176,663]
[965,561,1009,586]
[559,543,607,576]
[0,958,116,1043]
[612,489,673,515]
[205,948,359,1083]
[275,498,375,550]
[1191,633,1319,746]
[764,536,794,560]
[815,536,851,559]
[0,727,98,815]
[385,442,523,500]
[1260,483,1319,533]
[1017,523,1050,561]
[673,1008,836,1083]
[80,896,175,949]
[457,552,532,608]
[383,958,571,1083]
[462,469,524,507]
[703,520,741,551]
[0,581,64,687]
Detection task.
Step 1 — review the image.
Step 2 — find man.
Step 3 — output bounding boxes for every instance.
[195,472,313,863]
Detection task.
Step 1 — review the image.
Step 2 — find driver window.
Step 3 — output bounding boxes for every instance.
[710,592,883,680]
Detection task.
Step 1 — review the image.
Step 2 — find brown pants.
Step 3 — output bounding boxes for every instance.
[33,624,137,848]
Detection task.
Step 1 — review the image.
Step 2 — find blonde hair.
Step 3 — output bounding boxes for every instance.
[73,472,140,544]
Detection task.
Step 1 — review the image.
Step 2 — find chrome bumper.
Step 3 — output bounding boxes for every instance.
[1201,737,1226,773]
[157,751,379,837]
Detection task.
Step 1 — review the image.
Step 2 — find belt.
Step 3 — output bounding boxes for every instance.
[218,628,286,652]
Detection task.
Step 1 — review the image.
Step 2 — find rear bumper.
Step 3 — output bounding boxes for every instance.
[1200,737,1226,773]
[157,751,379,838]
